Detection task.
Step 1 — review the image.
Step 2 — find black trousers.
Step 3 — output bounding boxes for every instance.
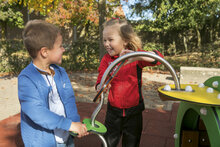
[104,109,143,147]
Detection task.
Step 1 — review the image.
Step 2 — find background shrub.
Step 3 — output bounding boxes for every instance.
[0,40,219,75]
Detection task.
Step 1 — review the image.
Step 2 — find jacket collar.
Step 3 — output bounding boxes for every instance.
[33,64,55,76]
[110,55,119,59]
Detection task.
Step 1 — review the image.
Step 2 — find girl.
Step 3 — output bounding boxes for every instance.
[96,19,163,147]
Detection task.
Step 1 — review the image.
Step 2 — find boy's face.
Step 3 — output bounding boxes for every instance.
[47,34,65,65]
[103,24,127,56]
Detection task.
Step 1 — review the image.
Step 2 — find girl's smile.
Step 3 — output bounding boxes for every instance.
[103,24,127,56]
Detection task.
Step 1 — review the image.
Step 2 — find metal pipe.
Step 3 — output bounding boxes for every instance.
[98,134,108,147]
[99,52,180,91]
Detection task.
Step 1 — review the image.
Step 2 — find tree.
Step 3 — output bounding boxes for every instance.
[46,0,99,41]
[3,0,126,60]
[46,0,124,59]
[129,0,220,54]
[98,0,106,60]
[0,0,23,39]
[6,0,61,15]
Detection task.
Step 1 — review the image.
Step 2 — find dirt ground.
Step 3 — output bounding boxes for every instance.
[0,71,175,121]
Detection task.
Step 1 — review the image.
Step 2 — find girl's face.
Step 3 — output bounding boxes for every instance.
[103,25,127,56]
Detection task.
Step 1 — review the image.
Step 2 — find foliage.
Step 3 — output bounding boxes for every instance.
[4,0,124,25]
[129,0,220,31]
[143,42,164,53]
[0,40,100,74]
[0,39,218,75]
[0,39,30,74]
[46,0,99,28]
[45,0,124,38]
[0,0,24,39]
[105,0,125,18]
[128,0,220,60]
[6,0,61,15]
[45,0,101,43]
[0,0,219,75]
[62,40,100,72]
[200,41,220,68]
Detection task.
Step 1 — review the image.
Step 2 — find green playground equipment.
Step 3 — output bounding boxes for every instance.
[158,75,220,146]
[69,118,107,136]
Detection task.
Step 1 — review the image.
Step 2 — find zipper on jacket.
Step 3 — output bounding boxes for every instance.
[123,109,125,117]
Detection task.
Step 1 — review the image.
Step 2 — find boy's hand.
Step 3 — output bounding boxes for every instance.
[69,122,89,138]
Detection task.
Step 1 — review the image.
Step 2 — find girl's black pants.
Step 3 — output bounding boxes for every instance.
[104,105,143,147]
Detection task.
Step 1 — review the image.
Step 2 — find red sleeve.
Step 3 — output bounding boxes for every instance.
[95,55,109,90]
[138,50,164,68]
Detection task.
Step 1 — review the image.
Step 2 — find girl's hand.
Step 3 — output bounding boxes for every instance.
[120,49,136,65]
[120,49,134,56]
[69,122,89,138]
[96,83,111,93]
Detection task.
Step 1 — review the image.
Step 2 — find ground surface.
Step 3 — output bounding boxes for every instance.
[0,71,175,121]
[0,71,179,147]
[0,102,179,147]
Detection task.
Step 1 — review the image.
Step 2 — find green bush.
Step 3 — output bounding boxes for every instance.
[142,43,166,71]
[0,40,100,75]
[0,40,30,75]
[200,42,220,68]
[143,42,164,53]
[62,40,100,72]
[0,40,218,75]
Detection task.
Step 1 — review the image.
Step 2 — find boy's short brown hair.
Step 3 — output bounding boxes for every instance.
[22,19,61,59]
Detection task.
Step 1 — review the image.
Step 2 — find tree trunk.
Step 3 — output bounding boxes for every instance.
[73,25,77,42]
[98,0,106,61]
[0,22,7,40]
[1,25,5,40]
[183,35,189,63]
[73,0,77,42]
[196,27,201,51]
[210,23,213,42]
[173,32,178,55]
[173,40,176,56]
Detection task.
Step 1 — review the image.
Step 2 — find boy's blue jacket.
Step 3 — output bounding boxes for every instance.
[18,63,80,147]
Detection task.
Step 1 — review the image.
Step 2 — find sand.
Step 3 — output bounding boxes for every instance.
[0,72,175,120]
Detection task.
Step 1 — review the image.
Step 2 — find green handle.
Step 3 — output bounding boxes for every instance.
[70,118,107,136]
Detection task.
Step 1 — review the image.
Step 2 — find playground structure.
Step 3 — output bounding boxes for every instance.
[71,51,220,147]
[158,76,220,147]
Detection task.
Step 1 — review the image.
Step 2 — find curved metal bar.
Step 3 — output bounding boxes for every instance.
[90,51,180,147]
[98,134,108,147]
[100,52,180,91]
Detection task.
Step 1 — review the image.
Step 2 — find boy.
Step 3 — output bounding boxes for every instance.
[18,19,88,147]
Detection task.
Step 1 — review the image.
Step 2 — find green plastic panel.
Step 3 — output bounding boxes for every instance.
[175,102,220,147]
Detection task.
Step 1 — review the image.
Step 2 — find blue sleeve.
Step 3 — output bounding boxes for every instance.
[18,75,72,131]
